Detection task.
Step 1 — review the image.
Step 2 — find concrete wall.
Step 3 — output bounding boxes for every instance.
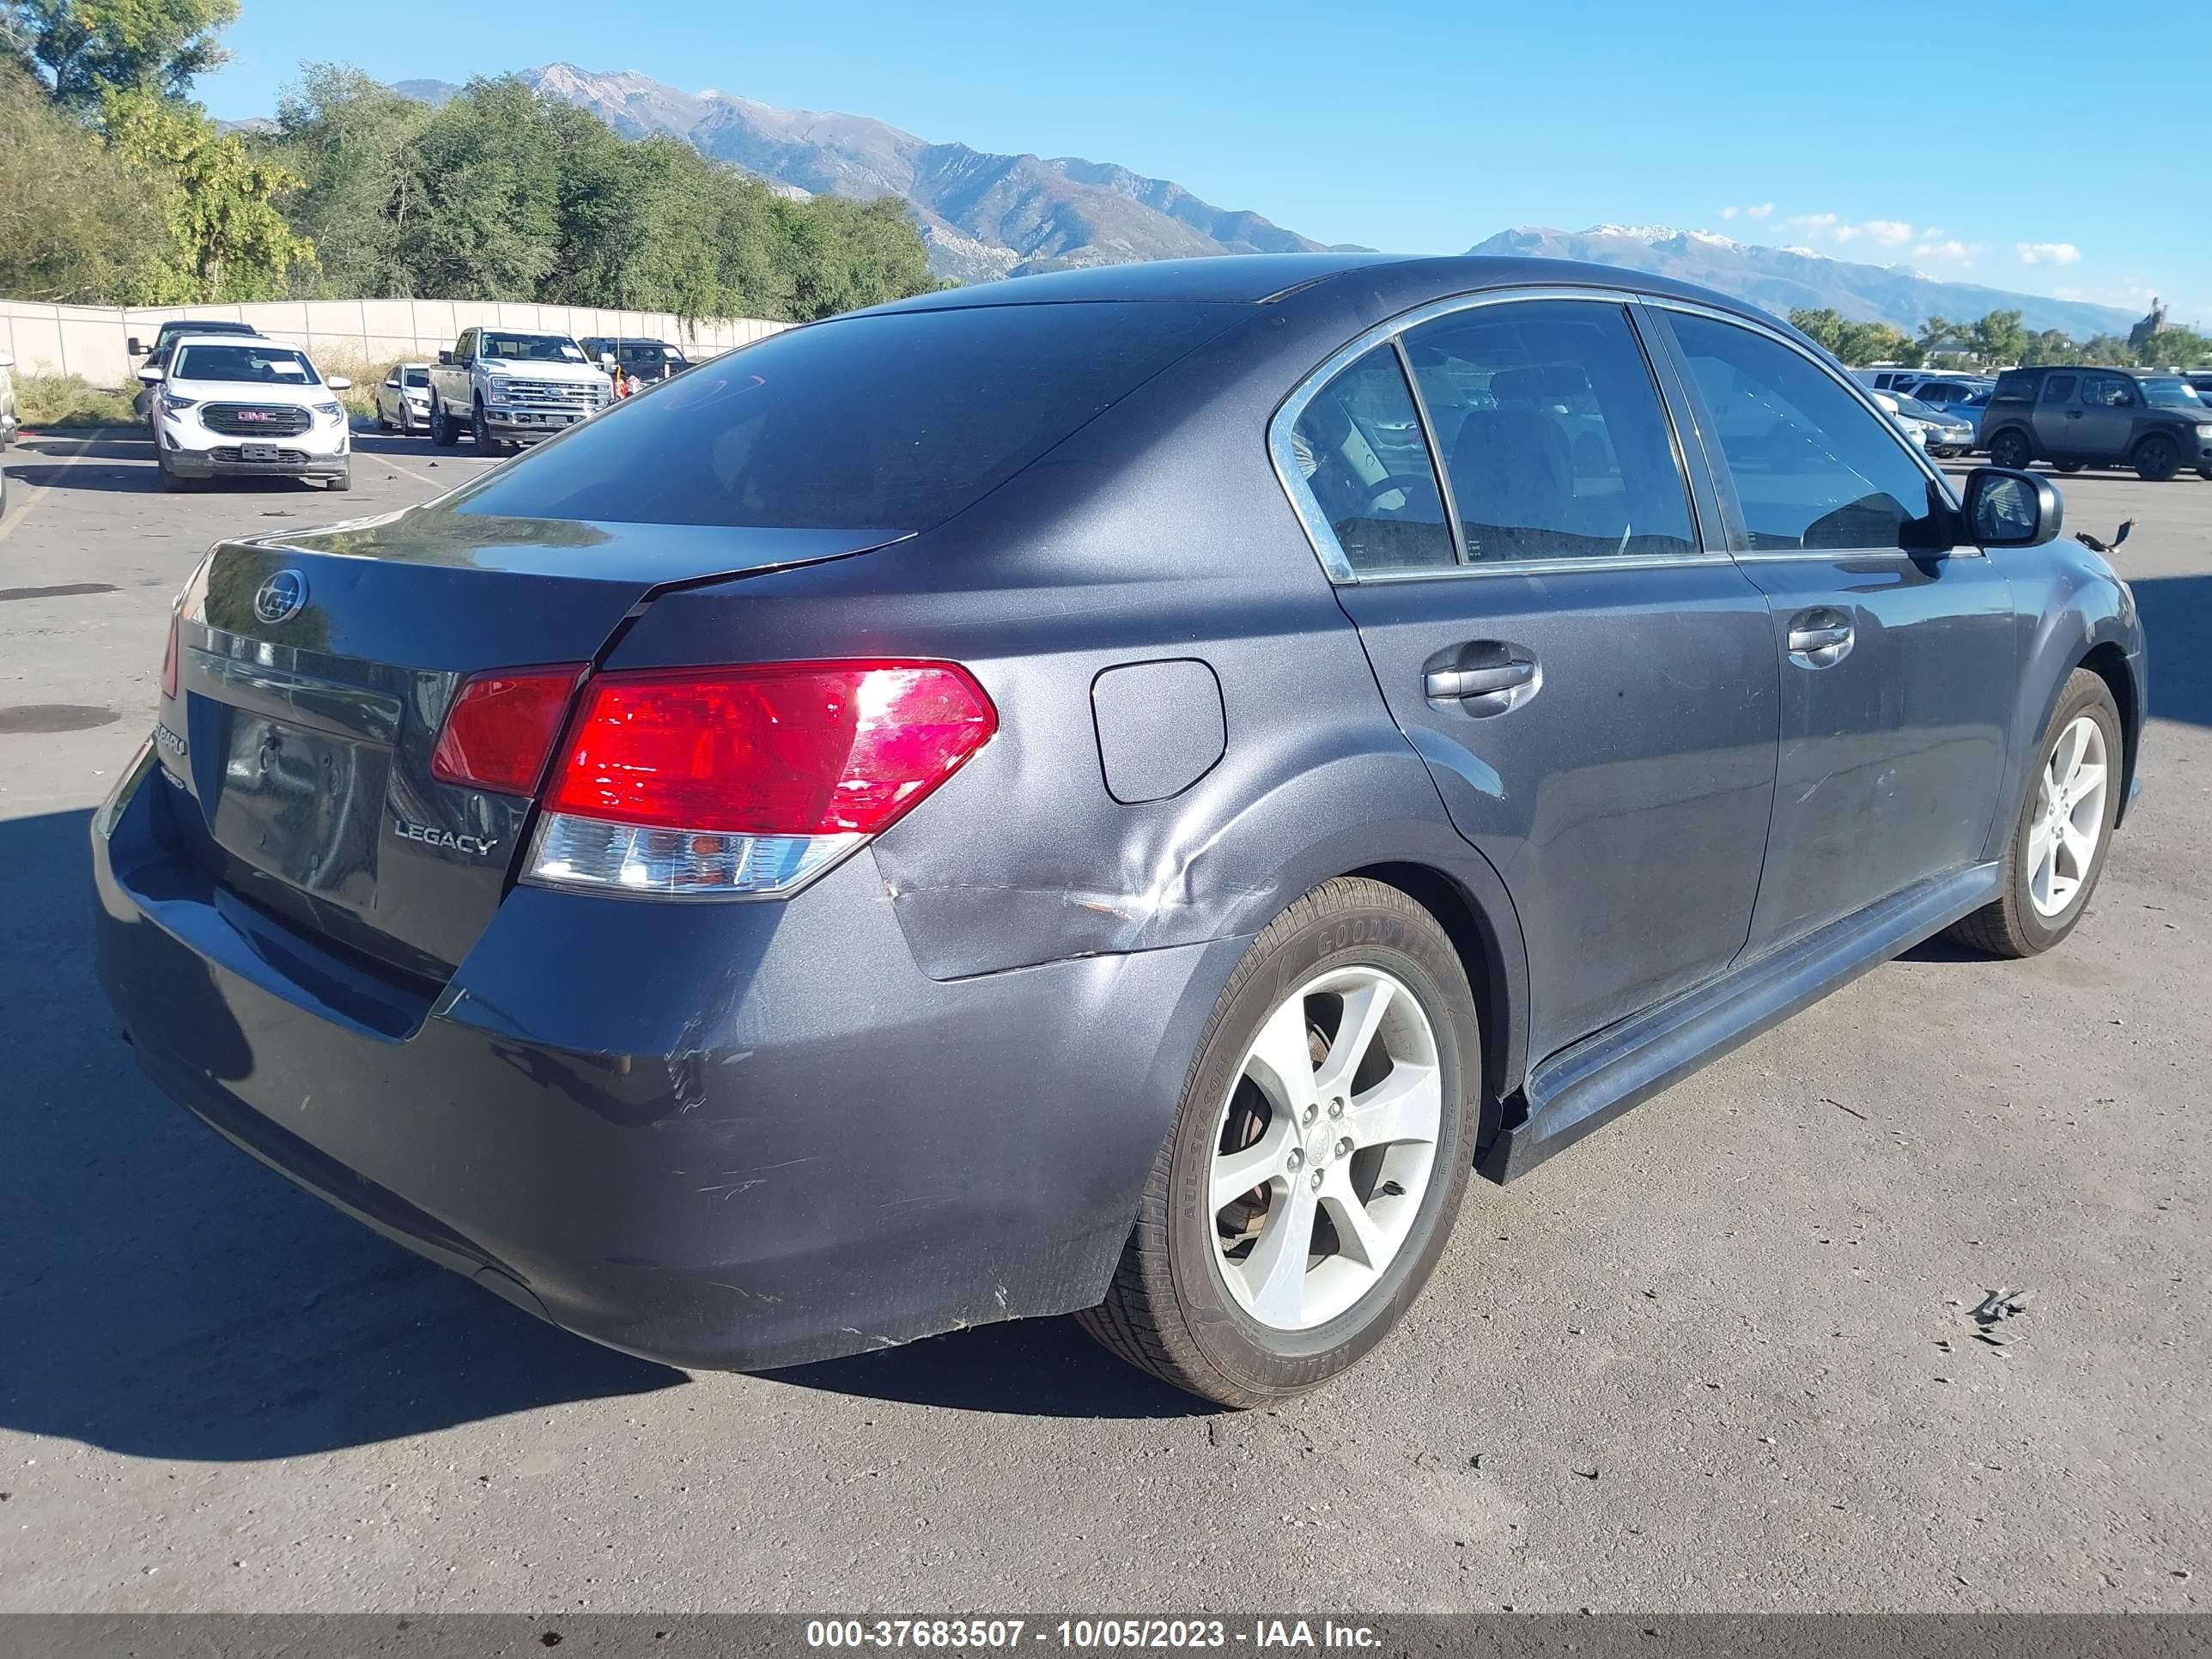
[0,297,787,387]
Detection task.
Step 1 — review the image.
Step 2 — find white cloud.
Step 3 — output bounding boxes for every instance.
[1912,240,1980,264]
[2016,241,2081,266]
[1747,203,1775,220]
[1720,205,1740,220]
[1796,213,1916,246]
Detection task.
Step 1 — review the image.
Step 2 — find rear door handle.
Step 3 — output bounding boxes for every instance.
[1425,661,1536,701]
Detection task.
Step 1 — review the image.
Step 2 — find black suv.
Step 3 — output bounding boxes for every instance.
[577,337,691,386]
[1982,365,2212,481]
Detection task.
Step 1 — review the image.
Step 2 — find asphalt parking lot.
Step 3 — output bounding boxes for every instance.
[1,428,2206,1613]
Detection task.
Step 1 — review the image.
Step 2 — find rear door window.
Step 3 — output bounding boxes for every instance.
[2040,374,2078,404]
[456,301,1242,531]
[1403,300,1696,562]
[1667,312,1936,552]
[1288,346,1456,574]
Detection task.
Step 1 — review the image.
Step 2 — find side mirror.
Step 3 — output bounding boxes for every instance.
[438,349,453,366]
[325,375,351,392]
[1871,392,1900,415]
[600,352,617,369]
[1963,466,2062,549]
[137,365,165,385]
[0,352,13,370]
[127,337,143,356]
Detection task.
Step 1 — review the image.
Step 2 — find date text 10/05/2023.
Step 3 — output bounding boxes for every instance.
[804,1620,1383,1650]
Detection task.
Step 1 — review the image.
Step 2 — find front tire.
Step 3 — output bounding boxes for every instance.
[1948,668,2122,958]
[1079,878,1482,1407]
[1987,428,2034,471]
[326,463,352,493]
[2133,434,2180,482]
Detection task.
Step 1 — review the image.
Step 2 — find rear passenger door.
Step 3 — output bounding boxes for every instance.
[1286,295,1779,1063]
[2031,371,2083,459]
[1650,307,2016,955]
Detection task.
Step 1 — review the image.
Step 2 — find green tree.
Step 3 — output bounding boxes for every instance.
[0,64,167,300]
[1967,308,2028,369]
[266,63,429,298]
[396,76,567,299]
[103,84,316,300]
[3,0,236,110]
[2135,325,2212,368]
[1916,314,1959,361]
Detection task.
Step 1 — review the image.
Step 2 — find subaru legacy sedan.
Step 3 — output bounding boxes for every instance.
[94,256,2145,1407]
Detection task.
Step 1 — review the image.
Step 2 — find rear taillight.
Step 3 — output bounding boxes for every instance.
[431,665,588,795]
[160,611,179,702]
[524,660,995,899]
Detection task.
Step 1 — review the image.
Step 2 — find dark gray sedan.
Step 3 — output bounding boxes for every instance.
[93,255,2146,1407]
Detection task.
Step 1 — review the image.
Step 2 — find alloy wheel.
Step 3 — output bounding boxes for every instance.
[2028,714,2109,919]
[1208,967,1442,1331]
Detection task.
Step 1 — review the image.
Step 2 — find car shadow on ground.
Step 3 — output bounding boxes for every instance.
[1,806,686,1460]
[2128,574,2210,730]
[767,1318,1216,1420]
[4,805,1198,1450]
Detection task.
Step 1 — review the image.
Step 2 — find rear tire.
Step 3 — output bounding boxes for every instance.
[1948,668,2122,959]
[1987,428,2034,471]
[2133,434,2180,482]
[1078,878,1483,1407]
[429,396,458,448]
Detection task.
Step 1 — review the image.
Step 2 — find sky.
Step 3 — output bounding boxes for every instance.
[196,0,2205,328]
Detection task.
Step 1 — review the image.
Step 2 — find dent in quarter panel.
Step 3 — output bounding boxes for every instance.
[1091,659,1226,803]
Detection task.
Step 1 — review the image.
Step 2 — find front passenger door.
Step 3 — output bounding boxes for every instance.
[1656,308,2017,956]
[2075,372,2139,459]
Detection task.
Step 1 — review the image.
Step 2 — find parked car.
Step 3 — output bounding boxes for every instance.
[0,349,15,518]
[426,327,612,453]
[1982,365,2212,480]
[1886,391,1978,458]
[1905,374,1995,417]
[94,255,2146,1407]
[376,362,434,434]
[2187,370,2212,403]
[140,336,354,492]
[129,319,265,420]
[578,337,692,386]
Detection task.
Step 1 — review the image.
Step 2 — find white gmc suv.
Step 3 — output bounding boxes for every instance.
[143,337,354,493]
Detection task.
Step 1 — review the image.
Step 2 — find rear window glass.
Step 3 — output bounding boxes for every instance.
[1990,371,2037,402]
[455,301,1240,531]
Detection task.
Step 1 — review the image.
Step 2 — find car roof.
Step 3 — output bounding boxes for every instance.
[169,333,297,349]
[845,252,1776,325]
[158,319,261,334]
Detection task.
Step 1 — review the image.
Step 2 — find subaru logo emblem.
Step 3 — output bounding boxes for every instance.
[253,569,308,625]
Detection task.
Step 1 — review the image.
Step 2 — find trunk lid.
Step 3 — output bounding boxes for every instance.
[163,504,898,982]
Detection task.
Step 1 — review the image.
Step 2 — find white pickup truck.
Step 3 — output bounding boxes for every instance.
[426,326,613,453]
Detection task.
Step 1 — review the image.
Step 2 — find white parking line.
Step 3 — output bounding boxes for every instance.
[0,435,102,544]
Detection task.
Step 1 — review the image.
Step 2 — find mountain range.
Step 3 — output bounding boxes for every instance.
[382,67,2143,337]
[1465,225,2141,339]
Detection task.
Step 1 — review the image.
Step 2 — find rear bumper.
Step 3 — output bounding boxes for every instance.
[92,748,1235,1370]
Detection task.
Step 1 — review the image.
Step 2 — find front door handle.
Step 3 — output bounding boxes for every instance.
[1785,609,1855,667]
[1425,660,1535,701]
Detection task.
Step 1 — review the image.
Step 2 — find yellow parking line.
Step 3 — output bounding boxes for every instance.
[0,434,102,544]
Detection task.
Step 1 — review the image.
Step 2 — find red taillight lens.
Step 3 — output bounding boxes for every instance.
[543,661,996,836]
[431,665,588,795]
[160,612,179,702]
